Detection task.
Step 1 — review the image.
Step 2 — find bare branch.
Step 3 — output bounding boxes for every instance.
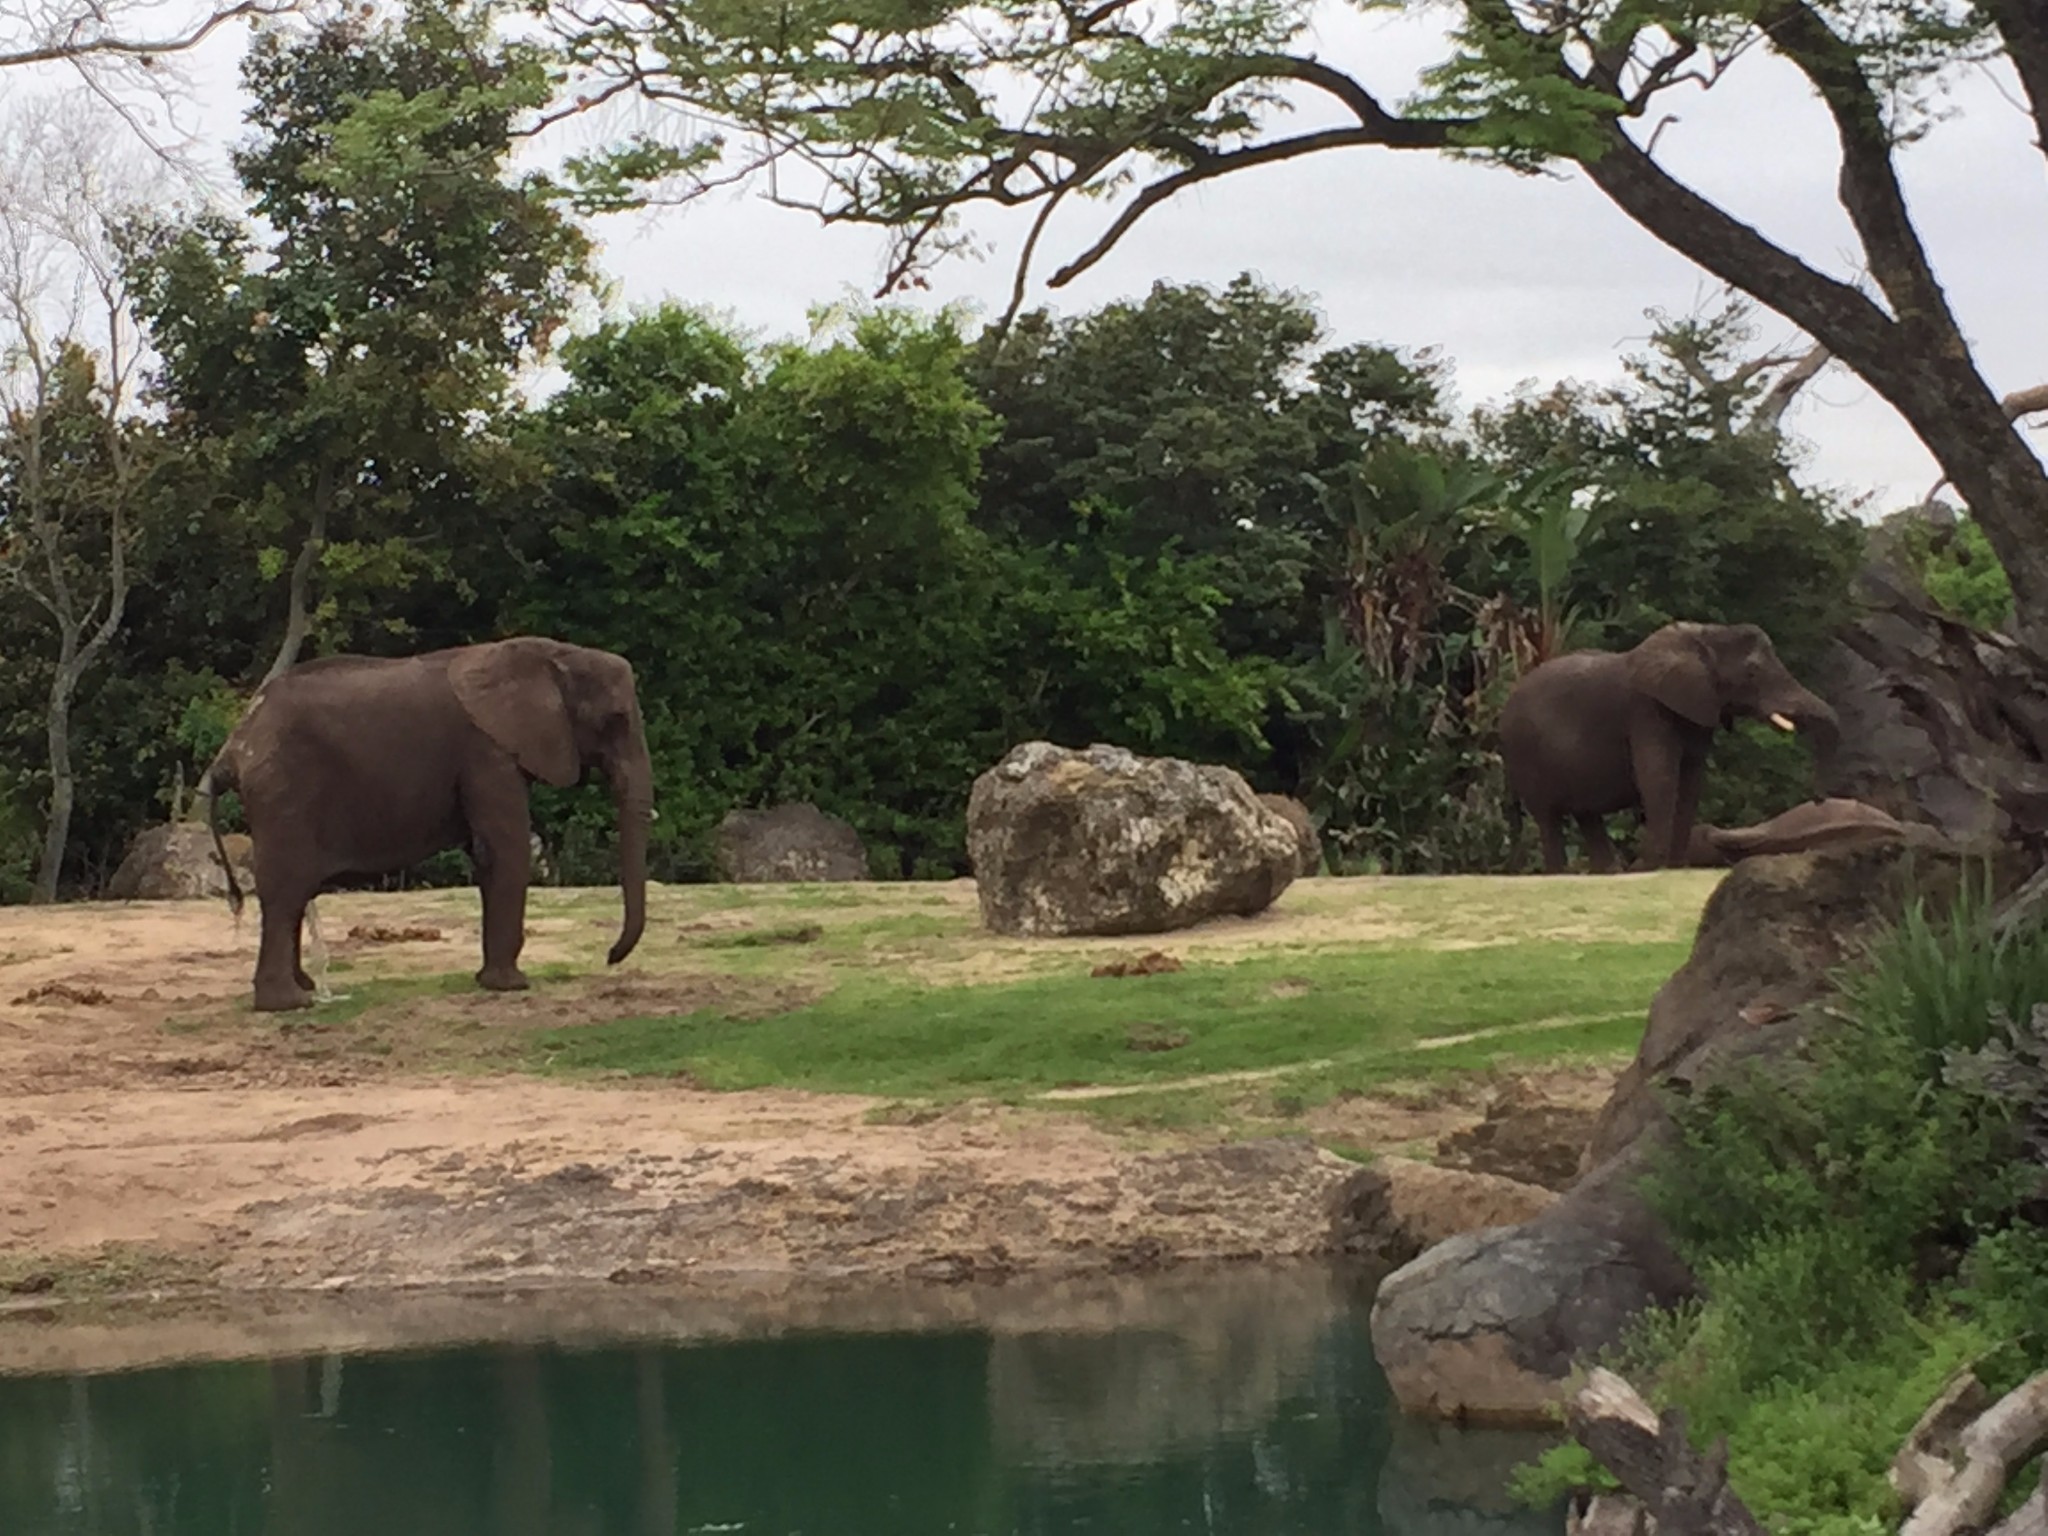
[1747,341,1833,436]
[0,0,295,72]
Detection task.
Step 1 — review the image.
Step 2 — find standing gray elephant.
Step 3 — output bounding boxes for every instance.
[199,636,651,1011]
[1500,621,1839,874]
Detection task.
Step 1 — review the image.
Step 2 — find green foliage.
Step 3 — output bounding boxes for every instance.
[1890,510,2014,630]
[1839,866,2048,1070]
[119,0,593,664]
[1563,882,2048,1536]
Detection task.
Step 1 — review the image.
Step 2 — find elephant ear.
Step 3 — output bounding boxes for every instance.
[1628,625,1722,728]
[448,639,582,788]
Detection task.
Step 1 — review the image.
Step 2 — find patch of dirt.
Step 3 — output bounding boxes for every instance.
[1125,1023,1191,1053]
[0,1082,1370,1313]
[1434,1076,1609,1190]
[0,885,1645,1352]
[1092,951,1184,978]
[1305,1065,1620,1172]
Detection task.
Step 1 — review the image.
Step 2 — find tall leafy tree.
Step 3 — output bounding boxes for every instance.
[969,274,1445,663]
[542,0,2048,648]
[0,104,159,901]
[121,1,593,680]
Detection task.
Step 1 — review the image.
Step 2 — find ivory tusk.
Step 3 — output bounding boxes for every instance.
[1770,712,1797,731]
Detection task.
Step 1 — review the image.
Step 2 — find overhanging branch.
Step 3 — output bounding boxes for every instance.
[0,0,297,71]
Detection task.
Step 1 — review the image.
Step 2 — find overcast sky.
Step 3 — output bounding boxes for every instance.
[28,2,2048,516]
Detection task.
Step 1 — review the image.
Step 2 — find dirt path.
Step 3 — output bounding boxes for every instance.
[0,885,1626,1355]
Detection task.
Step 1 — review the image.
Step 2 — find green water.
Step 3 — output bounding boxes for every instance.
[0,1268,1563,1536]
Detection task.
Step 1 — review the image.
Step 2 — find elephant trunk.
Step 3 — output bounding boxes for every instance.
[1760,688,1842,802]
[606,723,651,967]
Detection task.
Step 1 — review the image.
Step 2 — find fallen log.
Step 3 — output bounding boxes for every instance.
[1568,1367,2048,1536]
[1896,1371,2048,1536]
[1564,1369,1768,1536]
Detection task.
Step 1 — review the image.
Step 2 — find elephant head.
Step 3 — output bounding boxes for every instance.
[448,637,650,966]
[1627,622,1841,797]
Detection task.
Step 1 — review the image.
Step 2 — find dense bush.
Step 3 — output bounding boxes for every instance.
[0,4,1871,896]
[1519,871,2048,1536]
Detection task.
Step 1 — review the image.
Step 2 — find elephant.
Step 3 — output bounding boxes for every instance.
[199,636,651,1012]
[1499,621,1840,874]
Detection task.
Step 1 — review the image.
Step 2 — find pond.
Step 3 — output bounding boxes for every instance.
[0,1263,1564,1536]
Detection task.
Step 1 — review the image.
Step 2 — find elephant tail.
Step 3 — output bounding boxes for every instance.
[197,754,245,920]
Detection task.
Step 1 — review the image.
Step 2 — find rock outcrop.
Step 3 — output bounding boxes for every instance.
[1683,796,1941,867]
[1438,1080,1602,1192]
[1258,793,1323,877]
[713,802,869,883]
[965,741,1301,937]
[1329,1157,1556,1270]
[1820,546,2048,854]
[104,822,255,901]
[1369,841,2014,1425]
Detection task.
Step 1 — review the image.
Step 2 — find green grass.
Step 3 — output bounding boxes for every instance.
[180,871,1719,1128]
[529,938,1688,1099]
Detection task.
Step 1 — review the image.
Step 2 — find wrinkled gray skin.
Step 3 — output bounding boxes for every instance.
[1500,622,1840,874]
[199,636,651,1012]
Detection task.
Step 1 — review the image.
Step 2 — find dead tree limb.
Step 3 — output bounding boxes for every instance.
[1566,1369,1770,1536]
[1897,1371,2048,1536]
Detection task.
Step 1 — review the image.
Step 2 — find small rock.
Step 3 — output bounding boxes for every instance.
[714,802,869,883]
[104,821,254,901]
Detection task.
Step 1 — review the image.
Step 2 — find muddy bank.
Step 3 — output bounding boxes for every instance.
[0,1256,1386,1379]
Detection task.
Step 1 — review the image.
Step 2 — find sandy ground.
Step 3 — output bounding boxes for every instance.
[0,882,1629,1369]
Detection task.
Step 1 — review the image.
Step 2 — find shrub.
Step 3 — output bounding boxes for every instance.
[1529,871,2048,1534]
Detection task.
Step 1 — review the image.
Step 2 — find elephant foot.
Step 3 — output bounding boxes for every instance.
[253,979,316,1013]
[476,964,531,993]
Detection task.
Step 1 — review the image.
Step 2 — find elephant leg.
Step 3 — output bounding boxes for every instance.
[1669,758,1707,870]
[1533,810,1569,874]
[1630,729,1683,869]
[254,885,317,1013]
[465,769,533,993]
[1576,815,1620,874]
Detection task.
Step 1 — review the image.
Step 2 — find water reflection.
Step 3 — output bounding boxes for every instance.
[0,1267,1567,1536]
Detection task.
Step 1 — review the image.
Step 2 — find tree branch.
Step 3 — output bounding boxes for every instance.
[1576,121,1903,383]
[1755,2,1958,338]
[1048,120,1454,287]
[0,0,297,71]
[1977,0,2048,166]
[1747,341,1833,437]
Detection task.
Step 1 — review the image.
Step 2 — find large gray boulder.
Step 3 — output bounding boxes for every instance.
[1258,792,1323,877]
[1369,840,2010,1425]
[104,821,255,900]
[965,741,1301,937]
[713,802,869,883]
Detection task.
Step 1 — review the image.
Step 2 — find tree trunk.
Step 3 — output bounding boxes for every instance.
[263,465,333,683]
[32,658,79,904]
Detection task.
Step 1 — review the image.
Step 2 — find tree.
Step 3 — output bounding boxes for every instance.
[121,0,594,682]
[0,103,155,901]
[542,0,2048,648]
